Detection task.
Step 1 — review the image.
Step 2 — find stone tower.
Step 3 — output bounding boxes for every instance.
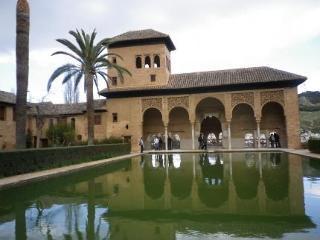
[107,29,176,90]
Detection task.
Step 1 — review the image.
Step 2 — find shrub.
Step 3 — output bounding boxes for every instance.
[308,139,320,154]
[46,123,75,146]
[0,143,130,178]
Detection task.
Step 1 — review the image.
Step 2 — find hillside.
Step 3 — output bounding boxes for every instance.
[299,91,320,132]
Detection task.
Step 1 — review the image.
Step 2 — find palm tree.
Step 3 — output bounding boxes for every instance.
[16,0,30,149]
[47,29,130,145]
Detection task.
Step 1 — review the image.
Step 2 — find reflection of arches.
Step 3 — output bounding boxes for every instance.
[144,156,165,199]
[198,154,228,207]
[263,153,289,201]
[143,108,164,149]
[261,102,287,147]
[168,107,191,149]
[231,104,256,148]
[169,156,193,199]
[233,153,259,199]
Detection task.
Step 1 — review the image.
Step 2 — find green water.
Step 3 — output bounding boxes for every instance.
[0,152,320,239]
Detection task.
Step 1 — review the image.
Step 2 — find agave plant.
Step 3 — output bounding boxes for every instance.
[47,29,130,145]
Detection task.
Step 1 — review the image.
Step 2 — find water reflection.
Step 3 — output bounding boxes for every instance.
[0,153,318,239]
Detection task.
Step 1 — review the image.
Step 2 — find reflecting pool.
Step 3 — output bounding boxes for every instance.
[0,152,320,239]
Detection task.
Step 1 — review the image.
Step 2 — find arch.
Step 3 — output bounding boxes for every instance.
[154,55,160,68]
[143,108,164,150]
[195,97,225,116]
[136,56,142,68]
[198,154,229,208]
[144,56,151,68]
[168,107,191,149]
[196,97,225,148]
[71,118,75,129]
[261,102,287,147]
[231,103,256,148]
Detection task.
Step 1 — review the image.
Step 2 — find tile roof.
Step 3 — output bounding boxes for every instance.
[0,90,106,115]
[167,66,306,89]
[0,91,16,104]
[109,29,176,51]
[28,100,107,116]
[101,66,306,94]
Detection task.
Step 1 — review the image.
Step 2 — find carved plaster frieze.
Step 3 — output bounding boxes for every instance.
[167,96,189,111]
[231,92,254,108]
[260,90,284,106]
[142,98,162,112]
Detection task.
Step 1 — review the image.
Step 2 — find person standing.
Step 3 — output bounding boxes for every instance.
[198,133,204,149]
[154,137,160,150]
[269,133,275,148]
[139,137,144,153]
[274,132,281,148]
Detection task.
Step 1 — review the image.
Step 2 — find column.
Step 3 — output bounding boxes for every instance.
[191,121,195,150]
[165,124,168,151]
[256,120,261,148]
[227,121,232,150]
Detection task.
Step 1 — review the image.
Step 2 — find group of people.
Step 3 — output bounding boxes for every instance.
[198,133,207,150]
[139,135,174,153]
[269,132,281,148]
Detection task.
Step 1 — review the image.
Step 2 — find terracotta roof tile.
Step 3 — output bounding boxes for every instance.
[102,66,306,94]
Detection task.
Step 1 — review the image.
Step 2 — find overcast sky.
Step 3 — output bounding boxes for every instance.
[0,0,319,103]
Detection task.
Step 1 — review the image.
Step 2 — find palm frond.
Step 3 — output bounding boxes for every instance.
[47,64,78,91]
[56,38,83,59]
[52,51,83,64]
[74,71,84,91]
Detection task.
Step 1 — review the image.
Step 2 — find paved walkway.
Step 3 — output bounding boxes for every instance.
[282,149,320,159]
[1,148,319,191]
[0,152,142,191]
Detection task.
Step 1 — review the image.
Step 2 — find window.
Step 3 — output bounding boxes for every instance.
[71,118,75,129]
[58,117,67,125]
[111,77,118,86]
[94,115,101,125]
[77,135,82,141]
[112,57,117,64]
[0,106,6,121]
[49,118,54,127]
[136,56,142,68]
[150,74,156,82]
[112,113,118,122]
[12,107,16,121]
[144,56,151,68]
[154,55,160,68]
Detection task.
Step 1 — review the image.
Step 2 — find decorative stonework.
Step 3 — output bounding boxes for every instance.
[168,96,189,111]
[260,90,284,106]
[231,92,254,108]
[142,98,162,112]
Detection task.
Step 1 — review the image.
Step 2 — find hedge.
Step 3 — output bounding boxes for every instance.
[308,139,320,154]
[0,143,130,178]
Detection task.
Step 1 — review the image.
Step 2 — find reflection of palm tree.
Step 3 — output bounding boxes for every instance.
[87,180,96,239]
